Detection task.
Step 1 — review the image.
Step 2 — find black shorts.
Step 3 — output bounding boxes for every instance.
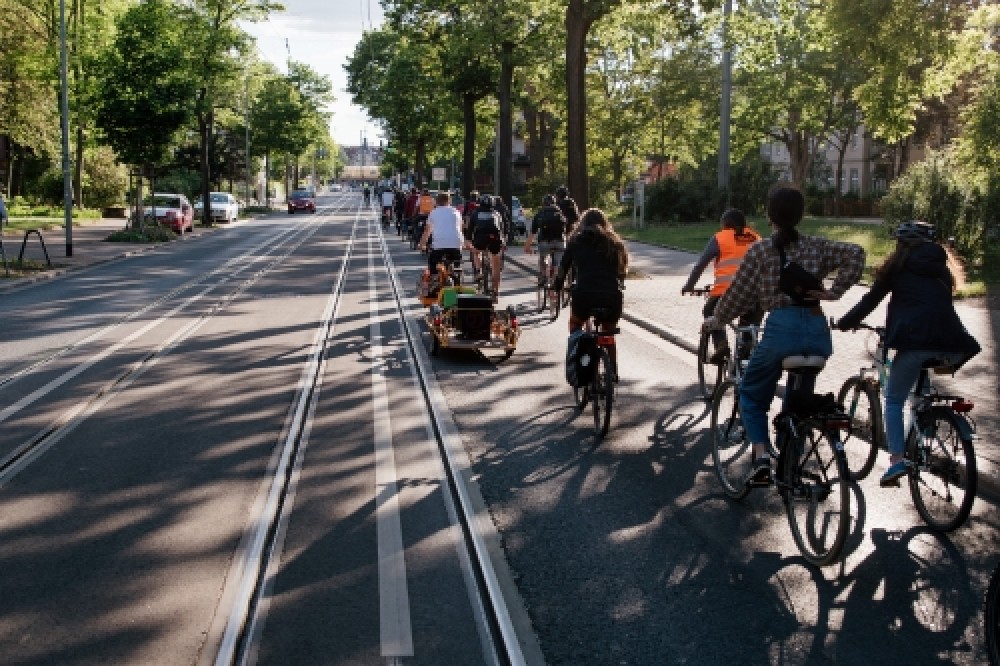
[473,230,502,255]
[570,289,623,324]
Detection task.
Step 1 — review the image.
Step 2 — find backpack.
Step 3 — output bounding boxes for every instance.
[537,206,565,240]
[565,329,596,388]
[558,198,579,225]
[475,210,500,234]
[776,243,824,305]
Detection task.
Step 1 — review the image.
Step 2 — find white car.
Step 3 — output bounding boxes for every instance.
[511,196,527,236]
[193,192,240,224]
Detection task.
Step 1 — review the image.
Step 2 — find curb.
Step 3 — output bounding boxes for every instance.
[507,252,1000,506]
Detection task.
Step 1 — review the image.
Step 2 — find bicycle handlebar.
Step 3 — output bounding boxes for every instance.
[683,284,713,296]
[829,317,884,335]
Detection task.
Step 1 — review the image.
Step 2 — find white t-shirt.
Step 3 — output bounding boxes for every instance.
[381,190,395,207]
[426,206,464,249]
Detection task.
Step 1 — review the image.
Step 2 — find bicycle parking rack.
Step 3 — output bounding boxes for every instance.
[18,229,52,268]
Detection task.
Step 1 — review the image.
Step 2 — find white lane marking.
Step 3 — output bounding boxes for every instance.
[368,222,414,658]
[214,212,359,666]
[376,231,501,666]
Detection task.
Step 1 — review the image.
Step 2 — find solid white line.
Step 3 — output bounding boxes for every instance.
[368,223,414,658]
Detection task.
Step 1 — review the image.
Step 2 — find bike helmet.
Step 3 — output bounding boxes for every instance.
[542,194,555,206]
[478,194,493,209]
[555,186,568,199]
[892,220,936,245]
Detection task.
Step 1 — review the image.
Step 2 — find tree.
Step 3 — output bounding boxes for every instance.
[94,0,197,221]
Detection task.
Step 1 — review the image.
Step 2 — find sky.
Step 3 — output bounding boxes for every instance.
[243,0,385,148]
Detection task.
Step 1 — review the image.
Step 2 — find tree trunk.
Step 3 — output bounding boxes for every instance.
[264,150,270,208]
[834,138,847,216]
[542,111,556,175]
[415,137,426,189]
[612,151,623,202]
[462,93,477,198]
[72,0,84,208]
[74,125,85,208]
[565,1,591,209]
[498,41,513,212]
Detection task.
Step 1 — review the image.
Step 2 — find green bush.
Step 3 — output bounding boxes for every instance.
[105,225,178,242]
[880,149,999,262]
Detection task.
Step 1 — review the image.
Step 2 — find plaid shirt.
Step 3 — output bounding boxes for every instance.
[713,233,865,325]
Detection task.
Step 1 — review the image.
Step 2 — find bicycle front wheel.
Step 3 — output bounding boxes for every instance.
[782,430,851,566]
[710,379,752,500]
[697,331,723,401]
[837,376,882,480]
[907,408,977,532]
[536,278,547,313]
[481,258,493,298]
[592,347,613,438]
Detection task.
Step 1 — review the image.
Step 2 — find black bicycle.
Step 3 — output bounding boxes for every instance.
[571,306,618,438]
[711,354,852,566]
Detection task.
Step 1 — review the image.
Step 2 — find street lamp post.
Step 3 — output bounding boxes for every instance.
[59,0,73,256]
[718,0,733,203]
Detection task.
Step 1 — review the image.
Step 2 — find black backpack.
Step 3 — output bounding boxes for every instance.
[558,198,579,225]
[475,210,500,234]
[537,206,566,240]
[776,243,824,305]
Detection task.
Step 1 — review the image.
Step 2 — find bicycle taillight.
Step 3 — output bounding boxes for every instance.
[596,335,616,346]
[952,399,974,413]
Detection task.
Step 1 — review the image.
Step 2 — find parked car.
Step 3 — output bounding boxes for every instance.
[193,192,239,224]
[143,193,194,233]
[331,183,343,192]
[288,189,316,214]
[511,196,527,236]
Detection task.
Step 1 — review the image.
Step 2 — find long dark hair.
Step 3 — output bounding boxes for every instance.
[578,208,628,276]
[767,184,804,247]
[875,239,958,291]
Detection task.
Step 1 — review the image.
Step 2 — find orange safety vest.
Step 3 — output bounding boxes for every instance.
[711,228,760,296]
[418,195,435,215]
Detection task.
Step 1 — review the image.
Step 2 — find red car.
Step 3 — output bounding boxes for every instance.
[288,189,316,214]
[144,193,194,233]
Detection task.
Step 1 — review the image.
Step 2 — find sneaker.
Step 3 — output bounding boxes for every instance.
[748,457,772,486]
[708,346,730,366]
[880,460,909,487]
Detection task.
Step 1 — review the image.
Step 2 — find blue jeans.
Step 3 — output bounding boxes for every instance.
[884,349,965,456]
[739,306,833,445]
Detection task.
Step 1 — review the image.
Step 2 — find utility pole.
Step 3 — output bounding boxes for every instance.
[718,0,733,204]
[59,0,73,256]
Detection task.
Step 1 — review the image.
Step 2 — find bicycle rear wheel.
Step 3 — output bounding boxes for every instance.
[782,429,851,566]
[592,347,613,438]
[836,376,881,480]
[710,379,752,500]
[481,256,493,298]
[697,331,724,401]
[907,408,977,532]
[536,277,547,313]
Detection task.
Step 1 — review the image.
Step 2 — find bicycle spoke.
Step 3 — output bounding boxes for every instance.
[783,431,850,566]
[907,410,976,532]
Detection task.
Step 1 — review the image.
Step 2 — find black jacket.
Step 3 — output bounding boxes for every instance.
[838,242,980,367]
[555,231,624,294]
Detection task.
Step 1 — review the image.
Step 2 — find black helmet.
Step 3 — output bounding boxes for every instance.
[555,186,568,199]
[892,221,936,245]
[478,194,493,208]
[542,194,555,206]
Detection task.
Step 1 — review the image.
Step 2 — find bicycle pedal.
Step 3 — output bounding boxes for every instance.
[879,478,902,488]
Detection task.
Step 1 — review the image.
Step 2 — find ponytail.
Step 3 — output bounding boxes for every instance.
[767,185,804,248]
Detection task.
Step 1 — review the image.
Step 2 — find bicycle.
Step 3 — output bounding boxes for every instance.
[835,322,888,479]
[687,285,726,400]
[570,305,618,438]
[838,322,977,531]
[536,248,562,321]
[711,355,852,566]
[985,559,1000,665]
[471,247,494,300]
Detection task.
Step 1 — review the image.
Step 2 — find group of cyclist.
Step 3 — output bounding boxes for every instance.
[686,184,979,488]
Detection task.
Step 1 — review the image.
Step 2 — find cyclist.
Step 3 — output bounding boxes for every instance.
[381,186,395,227]
[703,185,865,485]
[0,191,7,227]
[524,194,567,291]
[682,209,762,364]
[413,188,436,245]
[403,187,419,235]
[470,194,505,301]
[555,186,580,236]
[462,190,480,236]
[393,187,406,229]
[552,208,628,375]
[363,184,371,206]
[418,191,466,273]
[835,221,980,486]
[492,196,513,244]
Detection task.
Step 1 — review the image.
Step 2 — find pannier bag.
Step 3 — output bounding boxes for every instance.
[565,329,596,387]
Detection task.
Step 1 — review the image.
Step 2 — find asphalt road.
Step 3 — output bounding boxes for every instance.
[0,190,996,665]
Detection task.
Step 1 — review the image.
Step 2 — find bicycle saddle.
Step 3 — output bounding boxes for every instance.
[782,355,826,371]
